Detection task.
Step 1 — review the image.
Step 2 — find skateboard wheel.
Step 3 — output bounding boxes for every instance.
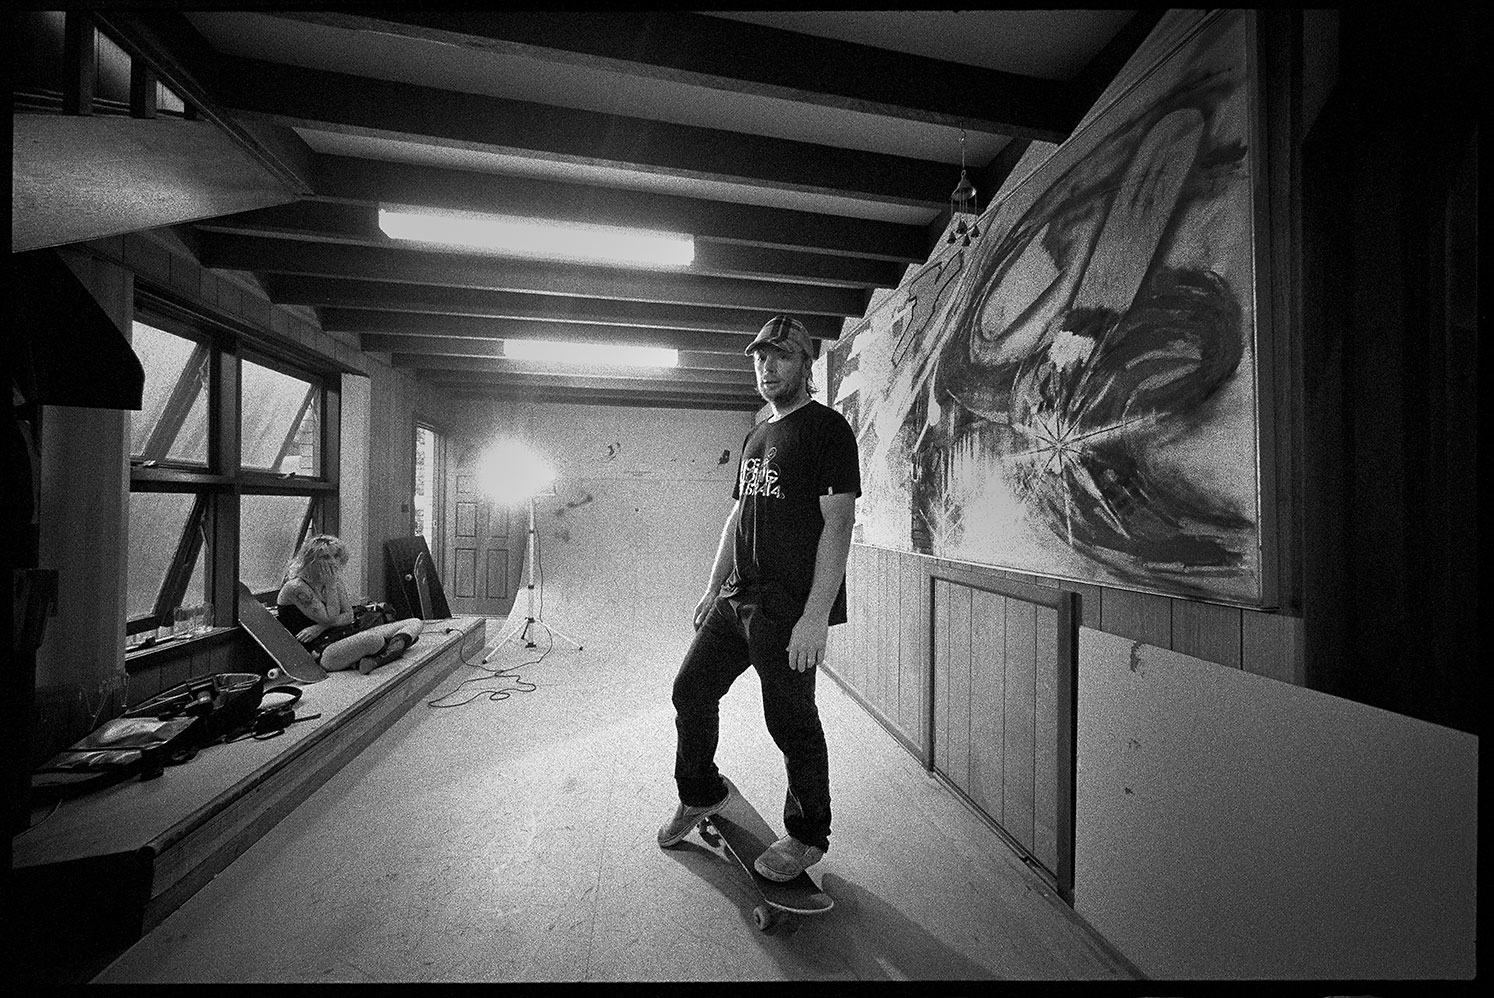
[752,906,777,932]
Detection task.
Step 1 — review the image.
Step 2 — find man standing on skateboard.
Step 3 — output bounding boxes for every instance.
[658,315,860,882]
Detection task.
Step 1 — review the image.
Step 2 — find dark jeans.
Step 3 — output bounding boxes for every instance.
[671,594,831,851]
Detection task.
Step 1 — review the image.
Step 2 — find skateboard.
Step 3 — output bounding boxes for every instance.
[696,792,834,932]
[236,582,327,684]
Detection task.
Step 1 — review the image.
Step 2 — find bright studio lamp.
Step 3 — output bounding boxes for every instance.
[478,438,584,659]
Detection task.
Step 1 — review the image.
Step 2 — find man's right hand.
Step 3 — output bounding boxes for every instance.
[693,592,716,631]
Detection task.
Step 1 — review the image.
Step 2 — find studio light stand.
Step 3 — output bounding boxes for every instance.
[487,490,584,661]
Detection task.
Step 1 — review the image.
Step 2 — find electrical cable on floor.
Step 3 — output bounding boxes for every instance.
[429,506,572,709]
[427,569,553,709]
[427,628,547,708]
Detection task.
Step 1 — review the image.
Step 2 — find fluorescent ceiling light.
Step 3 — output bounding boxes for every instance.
[505,339,679,368]
[378,208,694,267]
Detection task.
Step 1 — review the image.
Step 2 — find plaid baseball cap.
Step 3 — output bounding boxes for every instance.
[744,315,813,357]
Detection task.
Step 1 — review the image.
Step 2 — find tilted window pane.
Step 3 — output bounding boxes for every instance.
[126,491,194,621]
[240,493,312,595]
[242,360,320,475]
[165,386,209,465]
[183,538,206,614]
[130,321,207,465]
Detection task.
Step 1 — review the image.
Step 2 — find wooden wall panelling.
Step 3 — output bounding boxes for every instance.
[161,648,194,694]
[868,545,882,698]
[1099,587,1172,649]
[823,585,844,682]
[843,545,862,686]
[898,552,926,754]
[860,546,872,693]
[1056,588,1077,903]
[1241,609,1305,685]
[932,577,949,776]
[1172,599,1243,669]
[843,545,862,694]
[947,580,973,793]
[129,664,163,704]
[1003,595,1037,855]
[861,545,877,704]
[1068,581,1103,631]
[879,547,898,722]
[864,546,880,706]
[1033,603,1060,873]
[968,587,1006,821]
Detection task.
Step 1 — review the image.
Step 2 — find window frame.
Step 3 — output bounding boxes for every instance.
[411,416,448,580]
[126,288,341,641]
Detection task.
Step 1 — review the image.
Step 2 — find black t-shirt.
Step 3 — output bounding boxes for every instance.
[719,399,861,624]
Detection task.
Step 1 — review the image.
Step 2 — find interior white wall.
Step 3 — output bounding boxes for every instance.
[1073,627,1478,979]
[339,373,372,599]
[446,401,753,649]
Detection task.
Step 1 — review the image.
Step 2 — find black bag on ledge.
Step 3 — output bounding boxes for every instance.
[125,671,266,747]
[31,672,265,800]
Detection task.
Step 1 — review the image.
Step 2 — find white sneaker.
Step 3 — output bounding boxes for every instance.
[657,778,734,848]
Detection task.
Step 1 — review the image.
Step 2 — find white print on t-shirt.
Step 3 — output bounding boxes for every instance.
[739,446,783,499]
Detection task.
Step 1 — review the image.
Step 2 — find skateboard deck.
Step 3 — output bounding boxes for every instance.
[697,791,833,932]
[236,582,327,684]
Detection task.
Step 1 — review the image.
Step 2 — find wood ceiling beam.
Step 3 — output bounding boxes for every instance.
[285,282,849,336]
[1068,10,1167,115]
[254,264,863,317]
[363,335,753,371]
[274,11,1079,142]
[428,382,764,413]
[91,11,315,194]
[394,355,754,389]
[201,172,929,262]
[343,319,758,354]
[914,11,1163,254]
[923,135,1034,253]
[213,55,955,209]
[691,243,905,289]
[196,230,898,298]
[416,366,755,396]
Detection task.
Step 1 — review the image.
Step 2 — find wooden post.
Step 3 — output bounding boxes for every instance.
[63,12,96,116]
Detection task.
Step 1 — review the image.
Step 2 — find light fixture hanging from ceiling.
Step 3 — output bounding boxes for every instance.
[947,129,981,247]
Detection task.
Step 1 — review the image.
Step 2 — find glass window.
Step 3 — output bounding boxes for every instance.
[415,425,437,552]
[130,321,208,466]
[241,359,320,475]
[240,493,314,595]
[125,491,195,620]
[165,387,210,466]
[127,298,336,642]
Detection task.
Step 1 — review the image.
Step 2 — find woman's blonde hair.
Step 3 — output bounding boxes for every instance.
[286,534,348,583]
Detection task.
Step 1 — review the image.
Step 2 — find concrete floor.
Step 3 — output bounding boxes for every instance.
[97,616,1137,983]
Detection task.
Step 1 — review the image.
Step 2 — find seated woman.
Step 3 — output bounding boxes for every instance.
[277,534,424,674]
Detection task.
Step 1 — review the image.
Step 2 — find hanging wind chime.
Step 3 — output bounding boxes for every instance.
[947,129,981,247]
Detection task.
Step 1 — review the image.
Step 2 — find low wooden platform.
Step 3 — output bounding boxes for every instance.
[12,616,487,984]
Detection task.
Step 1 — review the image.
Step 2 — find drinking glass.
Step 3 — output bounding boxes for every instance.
[173,605,195,637]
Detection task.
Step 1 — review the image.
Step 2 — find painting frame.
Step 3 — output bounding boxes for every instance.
[821,10,1282,609]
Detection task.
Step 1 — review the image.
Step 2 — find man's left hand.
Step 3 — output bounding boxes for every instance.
[787,615,829,673]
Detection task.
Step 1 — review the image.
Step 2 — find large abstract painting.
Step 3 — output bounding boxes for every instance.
[824,12,1273,604]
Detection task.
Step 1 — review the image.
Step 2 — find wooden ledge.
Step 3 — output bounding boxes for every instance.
[12,616,489,984]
